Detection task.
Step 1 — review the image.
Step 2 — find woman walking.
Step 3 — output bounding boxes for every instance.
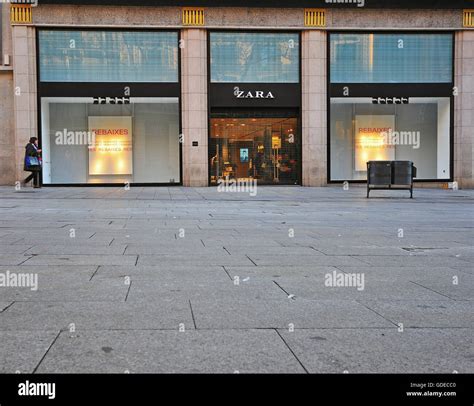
[23,137,42,189]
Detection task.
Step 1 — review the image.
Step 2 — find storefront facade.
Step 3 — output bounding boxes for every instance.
[1,1,473,188]
[328,32,454,183]
[38,29,181,185]
[208,31,302,185]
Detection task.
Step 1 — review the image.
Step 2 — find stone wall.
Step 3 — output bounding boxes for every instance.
[0,5,15,185]
[1,4,470,187]
[181,28,208,187]
[32,6,463,30]
[12,26,37,185]
[454,31,474,189]
[0,72,15,185]
[302,30,327,187]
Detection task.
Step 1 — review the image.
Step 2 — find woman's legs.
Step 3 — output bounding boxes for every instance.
[24,170,40,187]
[23,172,34,185]
[33,171,40,188]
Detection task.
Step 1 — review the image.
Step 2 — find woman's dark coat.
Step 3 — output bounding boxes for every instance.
[24,143,41,171]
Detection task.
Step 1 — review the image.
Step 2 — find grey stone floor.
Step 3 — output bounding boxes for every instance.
[0,185,473,374]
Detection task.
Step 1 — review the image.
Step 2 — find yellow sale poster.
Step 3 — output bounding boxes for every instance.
[88,116,133,176]
[354,115,395,171]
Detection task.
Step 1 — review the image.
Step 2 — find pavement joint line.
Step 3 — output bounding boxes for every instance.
[89,266,101,282]
[311,246,328,255]
[348,255,374,266]
[189,300,198,330]
[0,301,15,313]
[273,280,294,299]
[31,330,61,375]
[409,280,456,301]
[274,329,309,374]
[17,256,33,266]
[246,255,258,267]
[124,281,132,302]
[222,266,233,281]
[355,300,399,328]
[1,327,470,333]
[20,246,34,255]
[333,265,349,274]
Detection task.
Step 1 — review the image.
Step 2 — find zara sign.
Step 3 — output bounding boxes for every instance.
[209,83,299,108]
[233,87,275,99]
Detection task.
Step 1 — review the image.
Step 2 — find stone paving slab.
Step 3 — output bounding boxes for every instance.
[137,254,255,267]
[0,279,128,302]
[9,236,115,245]
[409,276,474,301]
[22,254,138,266]
[3,230,96,240]
[0,265,98,279]
[223,246,322,256]
[282,238,468,249]
[24,245,128,255]
[125,279,285,303]
[246,254,369,266]
[93,265,228,281]
[0,300,193,331]
[451,265,474,276]
[123,245,218,255]
[0,302,13,312]
[352,255,471,268]
[0,245,33,254]
[271,279,447,301]
[34,330,305,374]
[0,186,472,373]
[335,266,470,279]
[278,328,474,373]
[0,331,59,374]
[224,265,336,280]
[94,262,228,283]
[313,247,411,256]
[0,255,31,266]
[190,298,392,329]
[356,300,474,328]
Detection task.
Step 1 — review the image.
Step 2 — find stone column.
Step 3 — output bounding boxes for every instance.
[0,5,15,185]
[181,28,208,187]
[301,30,327,187]
[12,25,37,184]
[454,31,474,189]
[0,73,14,185]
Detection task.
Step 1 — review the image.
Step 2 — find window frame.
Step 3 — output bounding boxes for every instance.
[38,28,180,84]
[327,30,455,184]
[36,27,183,187]
[209,30,301,84]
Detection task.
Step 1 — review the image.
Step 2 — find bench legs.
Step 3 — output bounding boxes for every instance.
[367,186,414,198]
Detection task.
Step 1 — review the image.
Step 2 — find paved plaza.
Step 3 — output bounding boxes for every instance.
[0,185,473,373]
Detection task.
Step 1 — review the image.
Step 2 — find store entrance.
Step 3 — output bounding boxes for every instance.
[209,116,300,185]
